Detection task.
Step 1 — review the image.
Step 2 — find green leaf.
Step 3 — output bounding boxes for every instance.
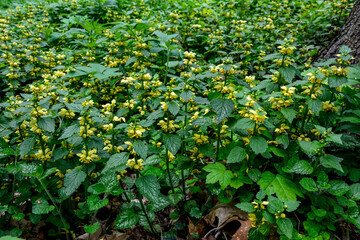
[258,171,276,193]
[110,185,124,196]
[87,194,109,211]
[88,183,106,195]
[102,152,129,174]
[180,91,193,102]
[307,98,322,114]
[19,137,36,158]
[259,172,303,201]
[0,206,8,215]
[329,180,349,196]
[277,218,293,239]
[326,134,343,144]
[189,207,202,218]
[39,167,57,180]
[236,202,255,213]
[168,61,179,68]
[272,175,304,201]
[291,160,314,175]
[135,175,161,202]
[148,194,169,212]
[20,163,43,177]
[133,141,148,159]
[84,222,100,234]
[279,67,296,83]
[115,208,139,229]
[284,201,300,212]
[298,140,321,157]
[0,236,23,240]
[163,134,181,155]
[300,177,318,192]
[168,193,184,206]
[99,172,118,191]
[281,108,297,124]
[276,135,289,149]
[320,155,343,172]
[154,30,178,42]
[191,117,213,127]
[147,109,164,121]
[12,213,25,221]
[167,101,179,116]
[64,102,82,112]
[60,168,87,198]
[248,168,262,182]
[328,76,347,88]
[32,198,55,214]
[203,162,233,189]
[38,118,55,133]
[59,124,79,140]
[250,137,268,155]
[314,209,327,217]
[231,118,255,130]
[350,183,360,200]
[268,196,284,213]
[144,155,162,165]
[317,171,329,186]
[210,98,234,124]
[227,146,247,163]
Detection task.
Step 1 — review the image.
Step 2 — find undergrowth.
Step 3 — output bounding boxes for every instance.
[0,0,359,239]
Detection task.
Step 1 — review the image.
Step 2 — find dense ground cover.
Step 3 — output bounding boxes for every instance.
[0,0,360,239]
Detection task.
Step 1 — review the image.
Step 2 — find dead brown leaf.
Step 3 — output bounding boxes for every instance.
[202,203,251,240]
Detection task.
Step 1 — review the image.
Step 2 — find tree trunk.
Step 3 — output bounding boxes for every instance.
[317,0,360,63]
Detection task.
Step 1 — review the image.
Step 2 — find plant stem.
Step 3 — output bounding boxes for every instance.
[180,103,188,194]
[12,155,18,196]
[38,178,69,240]
[215,122,222,162]
[119,178,130,202]
[88,192,109,240]
[165,113,175,193]
[135,172,157,235]
[164,49,170,86]
[166,150,175,194]
[137,190,157,235]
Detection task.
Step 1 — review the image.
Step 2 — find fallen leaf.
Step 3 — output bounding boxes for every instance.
[202,203,250,240]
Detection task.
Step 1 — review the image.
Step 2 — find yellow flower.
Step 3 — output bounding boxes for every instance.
[34,148,52,162]
[126,158,144,170]
[127,123,145,138]
[192,134,209,145]
[77,148,100,164]
[157,118,179,132]
[249,109,267,124]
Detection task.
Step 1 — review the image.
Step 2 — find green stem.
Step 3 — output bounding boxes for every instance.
[12,155,18,196]
[85,165,89,199]
[137,190,157,235]
[119,178,130,202]
[215,123,222,162]
[164,49,170,86]
[88,192,109,240]
[166,150,175,194]
[135,172,157,235]
[38,179,69,240]
[180,103,188,194]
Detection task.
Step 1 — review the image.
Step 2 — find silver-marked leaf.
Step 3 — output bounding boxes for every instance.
[102,152,129,174]
[210,98,234,124]
[227,146,247,163]
[115,208,139,229]
[163,134,181,155]
[135,175,161,202]
[19,137,36,158]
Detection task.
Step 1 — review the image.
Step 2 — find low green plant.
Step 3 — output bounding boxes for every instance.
[0,0,359,239]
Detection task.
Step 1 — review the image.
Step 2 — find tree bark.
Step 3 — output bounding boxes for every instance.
[317,0,360,63]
